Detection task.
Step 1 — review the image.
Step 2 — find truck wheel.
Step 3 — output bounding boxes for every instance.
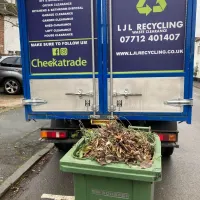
[150,121,177,157]
[55,143,73,152]
[162,147,174,157]
[51,119,75,152]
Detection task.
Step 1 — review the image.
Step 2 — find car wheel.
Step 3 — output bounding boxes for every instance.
[4,79,21,95]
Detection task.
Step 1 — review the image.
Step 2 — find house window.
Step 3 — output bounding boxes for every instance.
[8,51,14,55]
[198,45,200,54]
[15,51,21,55]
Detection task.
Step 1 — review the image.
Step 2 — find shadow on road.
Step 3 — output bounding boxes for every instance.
[155,156,179,200]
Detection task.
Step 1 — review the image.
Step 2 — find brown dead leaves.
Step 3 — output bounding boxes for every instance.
[77,121,155,168]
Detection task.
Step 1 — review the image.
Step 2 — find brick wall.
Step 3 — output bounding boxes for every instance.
[0,15,4,54]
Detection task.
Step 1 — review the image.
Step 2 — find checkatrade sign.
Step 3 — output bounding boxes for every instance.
[26,0,96,74]
[111,0,187,73]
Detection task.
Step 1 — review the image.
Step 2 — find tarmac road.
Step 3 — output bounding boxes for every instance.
[1,87,200,200]
[0,107,49,185]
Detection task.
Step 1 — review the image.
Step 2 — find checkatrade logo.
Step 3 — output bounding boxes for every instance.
[136,0,167,16]
[31,47,87,68]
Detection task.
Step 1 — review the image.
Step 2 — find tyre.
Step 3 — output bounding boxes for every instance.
[55,143,73,152]
[162,147,174,157]
[4,78,21,95]
[51,119,75,152]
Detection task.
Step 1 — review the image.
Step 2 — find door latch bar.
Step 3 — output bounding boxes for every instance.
[109,0,114,119]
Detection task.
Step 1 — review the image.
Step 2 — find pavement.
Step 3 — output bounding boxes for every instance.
[1,150,74,200]
[1,88,200,200]
[0,93,23,113]
[0,107,49,185]
[193,80,200,89]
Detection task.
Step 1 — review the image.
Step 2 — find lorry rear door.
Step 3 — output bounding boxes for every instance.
[18,0,196,124]
[19,0,104,118]
[104,0,195,123]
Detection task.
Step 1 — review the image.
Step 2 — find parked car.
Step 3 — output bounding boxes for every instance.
[0,56,22,95]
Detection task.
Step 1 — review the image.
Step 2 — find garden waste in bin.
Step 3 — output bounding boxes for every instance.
[60,134,162,200]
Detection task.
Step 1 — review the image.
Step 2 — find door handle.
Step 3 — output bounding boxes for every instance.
[65,89,93,98]
[113,89,142,98]
[113,92,142,98]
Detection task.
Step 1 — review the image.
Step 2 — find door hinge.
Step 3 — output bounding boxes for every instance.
[22,98,47,106]
[117,100,122,111]
[164,99,193,107]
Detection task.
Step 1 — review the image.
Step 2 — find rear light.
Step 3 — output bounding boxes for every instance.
[41,131,67,139]
[41,131,47,138]
[158,133,177,142]
[168,134,177,142]
[158,134,164,141]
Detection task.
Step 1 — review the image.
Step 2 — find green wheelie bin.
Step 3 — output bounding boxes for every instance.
[60,135,162,200]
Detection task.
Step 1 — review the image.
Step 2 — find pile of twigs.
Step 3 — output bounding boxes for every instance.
[76,121,156,168]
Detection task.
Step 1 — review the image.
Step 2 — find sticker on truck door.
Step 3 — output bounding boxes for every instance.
[26,0,97,75]
[110,0,187,73]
